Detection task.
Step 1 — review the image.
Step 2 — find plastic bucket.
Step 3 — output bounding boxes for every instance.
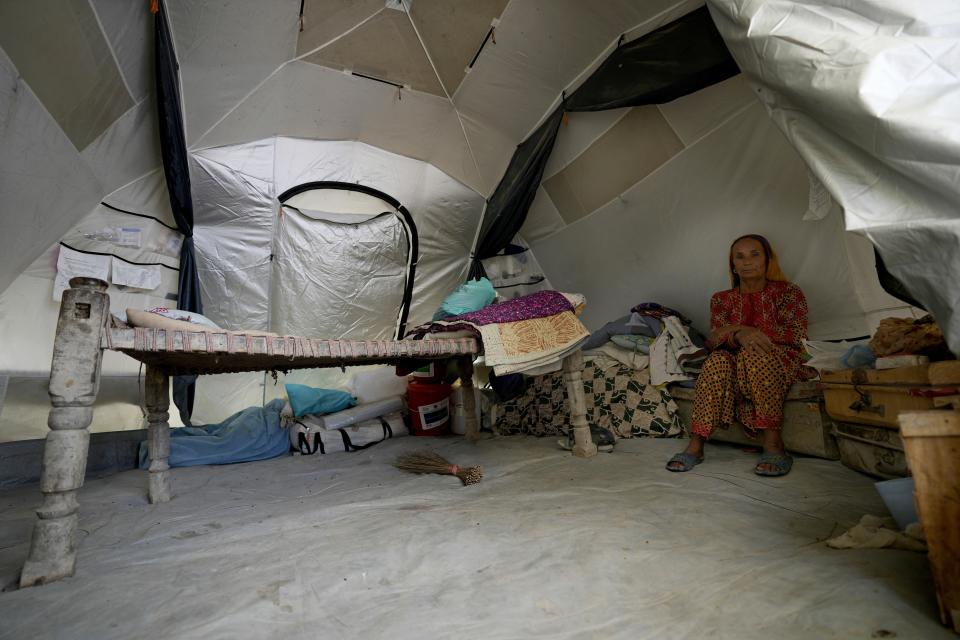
[410,360,446,384]
[406,381,452,436]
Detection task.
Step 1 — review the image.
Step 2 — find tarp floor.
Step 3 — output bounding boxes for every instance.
[0,437,950,639]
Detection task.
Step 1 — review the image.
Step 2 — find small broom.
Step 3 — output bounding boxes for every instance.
[394,450,483,486]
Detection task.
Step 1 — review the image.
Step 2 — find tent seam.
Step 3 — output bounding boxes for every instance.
[294,8,386,61]
[87,0,137,103]
[399,0,485,193]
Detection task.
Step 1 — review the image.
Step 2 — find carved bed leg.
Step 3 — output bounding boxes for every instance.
[145,367,171,504]
[562,350,597,458]
[459,356,480,443]
[21,277,109,587]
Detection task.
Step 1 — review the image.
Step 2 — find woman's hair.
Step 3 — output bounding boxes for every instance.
[728,234,788,287]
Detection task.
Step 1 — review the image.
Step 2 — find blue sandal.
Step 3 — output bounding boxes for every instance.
[666,452,703,472]
[754,452,793,477]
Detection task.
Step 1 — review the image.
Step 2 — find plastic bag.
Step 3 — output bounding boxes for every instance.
[804,339,871,373]
[433,277,497,320]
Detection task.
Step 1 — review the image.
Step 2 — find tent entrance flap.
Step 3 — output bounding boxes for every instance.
[276,182,418,340]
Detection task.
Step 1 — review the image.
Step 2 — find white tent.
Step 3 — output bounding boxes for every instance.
[0,0,956,439]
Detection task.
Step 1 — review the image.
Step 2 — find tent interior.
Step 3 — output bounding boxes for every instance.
[0,1,957,637]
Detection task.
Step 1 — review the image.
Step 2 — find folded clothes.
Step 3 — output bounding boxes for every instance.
[583,314,657,350]
[610,334,655,353]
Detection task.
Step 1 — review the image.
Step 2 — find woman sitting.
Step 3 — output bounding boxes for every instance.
[666,234,809,477]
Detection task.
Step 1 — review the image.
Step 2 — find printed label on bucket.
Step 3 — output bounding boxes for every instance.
[412,363,435,378]
[418,398,449,430]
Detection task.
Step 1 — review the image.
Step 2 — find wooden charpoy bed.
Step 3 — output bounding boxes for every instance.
[20,278,596,587]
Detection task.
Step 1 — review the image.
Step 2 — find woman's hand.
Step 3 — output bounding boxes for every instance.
[710,324,744,346]
[735,327,774,354]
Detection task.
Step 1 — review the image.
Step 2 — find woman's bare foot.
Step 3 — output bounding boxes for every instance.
[666,434,706,471]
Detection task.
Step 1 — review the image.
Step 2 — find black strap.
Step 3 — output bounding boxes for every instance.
[294,420,323,455]
[337,418,394,452]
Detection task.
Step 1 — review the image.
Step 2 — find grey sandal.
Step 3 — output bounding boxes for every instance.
[754,452,793,477]
[666,452,703,472]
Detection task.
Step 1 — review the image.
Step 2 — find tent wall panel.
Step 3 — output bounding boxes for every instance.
[167,0,299,144]
[543,108,631,179]
[0,47,105,295]
[104,171,178,232]
[81,99,162,196]
[296,0,384,58]
[452,0,679,142]
[532,102,871,340]
[656,73,755,145]
[519,188,567,245]
[191,141,277,332]
[0,0,134,150]
[90,0,154,102]
[408,0,510,96]
[543,106,685,224]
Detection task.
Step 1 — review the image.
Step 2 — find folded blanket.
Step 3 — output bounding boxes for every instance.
[408,290,589,376]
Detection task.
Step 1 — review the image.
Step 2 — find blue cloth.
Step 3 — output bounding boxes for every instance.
[138,399,290,468]
[285,384,356,417]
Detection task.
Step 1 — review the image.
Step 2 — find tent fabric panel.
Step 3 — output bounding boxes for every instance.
[90,0,154,101]
[452,0,679,142]
[542,108,631,179]
[408,0,510,96]
[707,0,960,353]
[191,141,277,332]
[0,46,105,295]
[271,211,409,340]
[656,73,755,145]
[0,0,134,151]
[532,102,871,341]
[272,138,484,329]
[302,8,445,97]
[193,62,486,194]
[518,188,567,245]
[542,106,685,224]
[456,110,517,196]
[80,98,163,196]
[296,0,384,57]
[104,171,178,230]
[167,0,299,144]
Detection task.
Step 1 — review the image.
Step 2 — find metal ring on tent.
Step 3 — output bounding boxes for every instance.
[277,181,419,340]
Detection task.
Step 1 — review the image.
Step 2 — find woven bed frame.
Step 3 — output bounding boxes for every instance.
[19,278,597,587]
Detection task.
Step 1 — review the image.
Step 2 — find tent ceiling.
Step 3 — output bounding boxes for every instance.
[408,0,510,96]
[301,8,446,97]
[0,0,133,150]
[0,0,708,295]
